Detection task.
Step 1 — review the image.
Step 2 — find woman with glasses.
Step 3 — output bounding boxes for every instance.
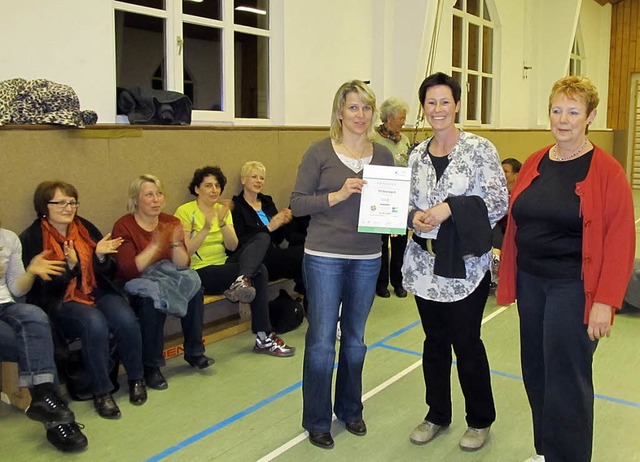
[20,181,146,419]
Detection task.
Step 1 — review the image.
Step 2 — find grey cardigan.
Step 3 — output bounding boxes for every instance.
[290,137,394,256]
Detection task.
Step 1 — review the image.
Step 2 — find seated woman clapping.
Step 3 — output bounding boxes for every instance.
[112,175,213,391]
[174,166,295,357]
[231,161,305,294]
[20,181,146,419]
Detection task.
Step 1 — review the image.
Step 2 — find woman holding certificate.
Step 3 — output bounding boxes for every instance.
[403,72,508,452]
[290,80,393,450]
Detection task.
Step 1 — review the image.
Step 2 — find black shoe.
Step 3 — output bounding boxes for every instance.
[129,379,147,405]
[309,431,334,449]
[394,287,408,298]
[46,422,88,452]
[184,354,215,369]
[93,394,121,419]
[144,366,168,390]
[376,286,391,298]
[26,392,74,425]
[346,419,367,436]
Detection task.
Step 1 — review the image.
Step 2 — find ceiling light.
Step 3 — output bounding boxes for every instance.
[235,6,267,15]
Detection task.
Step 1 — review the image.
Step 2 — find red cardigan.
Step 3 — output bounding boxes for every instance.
[497,145,635,323]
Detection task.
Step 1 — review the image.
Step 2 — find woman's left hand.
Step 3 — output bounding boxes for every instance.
[63,240,78,269]
[95,232,123,257]
[217,199,233,227]
[587,302,613,341]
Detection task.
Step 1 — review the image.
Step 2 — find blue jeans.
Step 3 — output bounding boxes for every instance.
[0,302,57,387]
[55,290,143,395]
[301,254,380,433]
[517,270,596,462]
[131,287,205,367]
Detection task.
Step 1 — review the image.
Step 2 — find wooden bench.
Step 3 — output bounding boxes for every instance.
[162,279,294,360]
[1,362,31,410]
[162,294,252,360]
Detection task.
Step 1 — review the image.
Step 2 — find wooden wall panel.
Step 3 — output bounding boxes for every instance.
[607,0,640,130]
[0,126,615,235]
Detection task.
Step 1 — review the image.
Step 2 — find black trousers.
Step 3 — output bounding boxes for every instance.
[197,233,272,333]
[415,272,495,429]
[517,270,597,462]
[377,233,408,290]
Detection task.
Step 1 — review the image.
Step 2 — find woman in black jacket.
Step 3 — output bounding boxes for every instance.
[231,161,304,292]
[20,181,146,419]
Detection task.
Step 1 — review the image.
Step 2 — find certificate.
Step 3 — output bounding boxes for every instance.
[358,164,411,234]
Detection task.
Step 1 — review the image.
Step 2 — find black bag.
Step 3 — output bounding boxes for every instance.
[53,331,120,401]
[269,289,304,334]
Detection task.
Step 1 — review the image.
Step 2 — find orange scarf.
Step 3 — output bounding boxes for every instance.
[41,218,97,305]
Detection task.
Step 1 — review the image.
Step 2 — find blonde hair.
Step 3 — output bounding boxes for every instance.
[240,161,266,178]
[127,174,163,213]
[329,80,378,142]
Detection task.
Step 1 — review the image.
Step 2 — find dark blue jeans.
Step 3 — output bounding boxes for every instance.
[517,270,596,462]
[0,302,57,387]
[55,291,143,395]
[131,287,205,367]
[415,272,495,429]
[301,254,380,433]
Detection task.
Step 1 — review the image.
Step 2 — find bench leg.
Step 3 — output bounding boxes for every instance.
[1,362,32,410]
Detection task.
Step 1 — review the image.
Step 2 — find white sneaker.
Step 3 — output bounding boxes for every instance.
[409,420,446,445]
[523,455,545,462]
[459,426,490,451]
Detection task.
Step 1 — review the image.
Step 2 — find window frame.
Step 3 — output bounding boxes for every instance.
[113,0,276,125]
[451,0,496,128]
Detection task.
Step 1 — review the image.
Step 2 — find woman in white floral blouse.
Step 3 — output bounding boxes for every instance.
[403,72,508,452]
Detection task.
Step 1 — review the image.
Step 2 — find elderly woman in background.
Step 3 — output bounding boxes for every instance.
[20,181,146,419]
[175,166,295,357]
[231,161,304,292]
[112,174,213,391]
[497,76,635,462]
[290,80,394,449]
[403,72,508,451]
[374,97,412,298]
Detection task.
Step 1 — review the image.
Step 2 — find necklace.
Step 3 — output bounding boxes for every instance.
[341,142,368,170]
[551,139,588,161]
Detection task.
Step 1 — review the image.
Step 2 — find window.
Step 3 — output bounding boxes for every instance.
[114,0,270,122]
[451,0,495,126]
[569,24,584,77]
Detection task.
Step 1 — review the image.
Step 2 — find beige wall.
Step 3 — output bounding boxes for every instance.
[0,126,615,234]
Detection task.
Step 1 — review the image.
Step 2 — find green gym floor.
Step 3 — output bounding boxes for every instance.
[2,199,640,461]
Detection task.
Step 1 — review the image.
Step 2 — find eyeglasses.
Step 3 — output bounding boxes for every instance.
[48,201,80,209]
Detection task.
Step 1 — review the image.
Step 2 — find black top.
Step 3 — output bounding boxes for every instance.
[512,149,593,279]
[428,150,450,181]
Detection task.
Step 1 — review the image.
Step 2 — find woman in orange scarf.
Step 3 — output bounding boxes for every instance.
[20,181,146,419]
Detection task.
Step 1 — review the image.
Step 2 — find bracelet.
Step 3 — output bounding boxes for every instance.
[97,254,106,263]
[170,242,182,248]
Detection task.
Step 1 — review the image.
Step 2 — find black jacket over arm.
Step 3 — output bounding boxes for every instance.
[433,196,492,279]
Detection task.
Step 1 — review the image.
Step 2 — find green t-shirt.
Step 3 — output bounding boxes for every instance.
[174,200,233,270]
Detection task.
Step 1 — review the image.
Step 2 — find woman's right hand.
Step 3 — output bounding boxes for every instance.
[413,203,451,233]
[27,250,66,280]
